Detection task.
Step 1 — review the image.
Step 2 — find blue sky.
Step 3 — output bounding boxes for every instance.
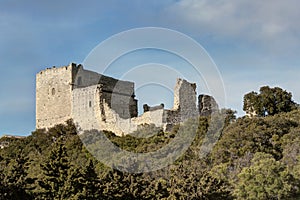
[1,0,300,136]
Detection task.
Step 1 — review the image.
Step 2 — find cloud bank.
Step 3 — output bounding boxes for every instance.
[166,0,300,51]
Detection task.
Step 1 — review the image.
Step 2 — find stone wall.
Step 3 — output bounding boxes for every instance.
[98,103,166,136]
[143,103,164,112]
[198,95,219,116]
[172,78,198,120]
[73,65,101,88]
[72,84,165,136]
[36,63,138,130]
[101,91,137,119]
[72,82,166,136]
[74,66,138,118]
[72,84,102,131]
[75,65,135,96]
[36,64,77,129]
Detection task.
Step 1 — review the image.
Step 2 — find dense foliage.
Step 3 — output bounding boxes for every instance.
[1,108,300,199]
[243,86,297,117]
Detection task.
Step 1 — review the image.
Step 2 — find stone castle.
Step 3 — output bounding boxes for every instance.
[36,63,218,136]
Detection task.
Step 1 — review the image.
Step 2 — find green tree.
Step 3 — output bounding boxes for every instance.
[221,108,237,127]
[212,116,297,164]
[1,152,33,200]
[102,167,151,200]
[75,159,102,199]
[38,139,72,199]
[62,166,83,199]
[234,152,294,200]
[243,86,297,117]
[102,168,131,199]
[243,91,261,117]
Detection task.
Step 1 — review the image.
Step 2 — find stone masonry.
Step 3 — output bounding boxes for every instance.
[36,63,218,136]
[198,95,219,116]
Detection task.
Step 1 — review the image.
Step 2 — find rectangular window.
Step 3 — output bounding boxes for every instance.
[77,77,82,86]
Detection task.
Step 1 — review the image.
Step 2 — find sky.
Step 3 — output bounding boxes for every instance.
[0,0,300,136]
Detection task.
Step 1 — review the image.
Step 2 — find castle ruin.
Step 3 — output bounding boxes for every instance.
[36,63,218,136]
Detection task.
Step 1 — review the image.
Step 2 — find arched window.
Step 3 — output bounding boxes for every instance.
[51,88,55,95]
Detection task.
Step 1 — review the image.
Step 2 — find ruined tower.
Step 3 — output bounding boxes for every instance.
[36,64,76,129]
[36,63,138,130]
[173,78,198,120]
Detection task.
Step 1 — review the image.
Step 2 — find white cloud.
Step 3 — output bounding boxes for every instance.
[165,0,300,50]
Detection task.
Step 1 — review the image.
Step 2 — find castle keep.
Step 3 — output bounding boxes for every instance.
[36,63,218,135]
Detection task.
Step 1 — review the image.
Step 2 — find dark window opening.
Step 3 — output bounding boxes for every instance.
[89,101,92,108]
[77,77,82,86]
[52,88,55,95]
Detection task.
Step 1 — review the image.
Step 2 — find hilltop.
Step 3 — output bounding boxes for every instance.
[1,106,300,199]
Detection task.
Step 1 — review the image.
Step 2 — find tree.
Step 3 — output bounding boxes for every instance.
[63,166,84,199]
[243,86,297,117]
[243,91,261,117]
[38,139,72,199]
[102,168,131,199]
[1,152,33,200]
[75,159,102,199]
[221,108,237,127]
[234,152,294,200]
[102,166,152,200]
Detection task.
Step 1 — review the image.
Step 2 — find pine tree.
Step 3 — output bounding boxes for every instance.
[64,166,84,199]
[103,168,129,199]
[75,159,102,199]
[38,139,71,199]
[2,152,33,200]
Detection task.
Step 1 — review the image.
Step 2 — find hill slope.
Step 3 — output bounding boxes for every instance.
[1,111,300,199]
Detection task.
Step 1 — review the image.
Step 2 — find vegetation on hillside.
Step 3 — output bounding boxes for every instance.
[0,86,300,199]
[243,86,297,117]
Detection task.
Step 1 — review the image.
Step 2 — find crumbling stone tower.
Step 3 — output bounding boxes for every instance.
[36,64,75,128]
[173,79,198,120]
[36,63,138,130]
